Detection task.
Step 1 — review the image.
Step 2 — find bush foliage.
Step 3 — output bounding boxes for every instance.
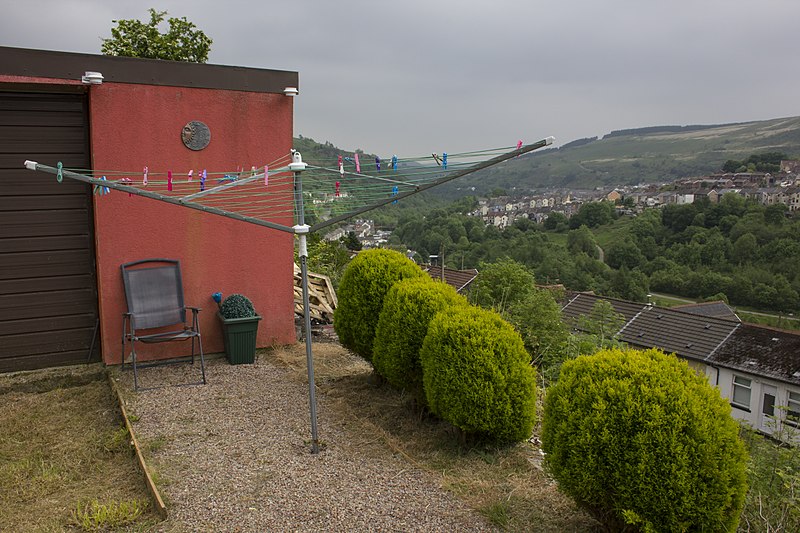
[333,249,425,363]
[420,306,537,442]
[541,347,748,532]
[373,277,468,401]
[220,294,256,319]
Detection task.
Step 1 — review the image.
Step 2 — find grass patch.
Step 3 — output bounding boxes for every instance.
[649,292,696,307]
[482,499,510,528]
[736,311,800,331]
[739,427,800,531]
[0,368,161,531]
[72,498,149,531]
[591,216,634,250]
[271,343,600,532]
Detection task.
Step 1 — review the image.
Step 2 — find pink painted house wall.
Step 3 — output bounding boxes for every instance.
[89,83,296,363]
[0,47,299,365]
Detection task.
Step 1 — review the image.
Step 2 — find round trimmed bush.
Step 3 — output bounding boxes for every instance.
[333,249,425,363]
[420,306,537,442]
[220,294,256,319]
[541,347,748,532]
[373,277,468,401]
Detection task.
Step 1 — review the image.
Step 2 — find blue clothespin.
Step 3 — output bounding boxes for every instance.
[442,152,448,170]
[94,176,110,196]
[218,174,237,184]
[56,162,63,183]
[200,169,206,191]
[376,157,381,172]
[391,185,399,204]
[392,155,398,171]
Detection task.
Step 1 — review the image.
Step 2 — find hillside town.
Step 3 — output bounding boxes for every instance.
[329,159,800,242]
[470,159,800,230]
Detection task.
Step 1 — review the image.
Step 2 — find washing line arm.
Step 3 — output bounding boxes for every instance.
[309,136,554,233]
[22,161,297,234]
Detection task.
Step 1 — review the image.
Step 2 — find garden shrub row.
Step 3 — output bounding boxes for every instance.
[334,249,537,443]
[334,250,749,530]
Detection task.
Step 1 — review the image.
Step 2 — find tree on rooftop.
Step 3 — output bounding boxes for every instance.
[101,8,212,63]
[469,257,535,315]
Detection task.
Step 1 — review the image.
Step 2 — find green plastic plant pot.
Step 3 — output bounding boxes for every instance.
[217,312,262,364]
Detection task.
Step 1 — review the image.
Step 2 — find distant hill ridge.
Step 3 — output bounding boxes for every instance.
[297,115,800,195]
[602,123,741,139]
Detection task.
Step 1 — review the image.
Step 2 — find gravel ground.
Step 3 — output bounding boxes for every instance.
[115,346,496,532]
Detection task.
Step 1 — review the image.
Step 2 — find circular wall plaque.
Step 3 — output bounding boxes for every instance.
[181,121,211,151]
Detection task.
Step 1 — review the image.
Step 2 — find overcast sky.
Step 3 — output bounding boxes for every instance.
[2,0,799,157]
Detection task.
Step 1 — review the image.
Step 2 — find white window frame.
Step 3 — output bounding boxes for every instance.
[731,374,752,411]
[786,390,800,428]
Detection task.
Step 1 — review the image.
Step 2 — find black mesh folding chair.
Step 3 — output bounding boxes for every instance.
[121,258,206,390]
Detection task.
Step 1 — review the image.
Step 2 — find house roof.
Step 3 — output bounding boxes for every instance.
[562,293,800,386]
[0,46,298,94]
[709,324,800,386]
[423,265,479,293]
[620,306,739,362]
[672,300,740,322]
[562,292,646,324]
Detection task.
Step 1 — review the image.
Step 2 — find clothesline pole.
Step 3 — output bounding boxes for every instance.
[290,151,320,455]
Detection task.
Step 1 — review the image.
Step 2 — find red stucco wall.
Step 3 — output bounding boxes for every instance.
[88,83,296,363]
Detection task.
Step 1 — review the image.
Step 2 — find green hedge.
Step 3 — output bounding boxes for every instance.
[333,249,425,363]
[373,277,468,401]
[420,306,537,442]
[541,347,748,532]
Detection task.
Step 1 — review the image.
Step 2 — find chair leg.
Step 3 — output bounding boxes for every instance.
[198,333,206,384]
[131,337,139,391]
[121,316,127,371]
[192,310,205,385]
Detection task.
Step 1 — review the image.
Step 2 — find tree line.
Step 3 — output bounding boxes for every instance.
[389,193,800,313]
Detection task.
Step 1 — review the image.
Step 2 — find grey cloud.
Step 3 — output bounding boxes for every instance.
[2,0,799,156]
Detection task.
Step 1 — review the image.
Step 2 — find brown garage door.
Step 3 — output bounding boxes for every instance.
[0,90,99,372]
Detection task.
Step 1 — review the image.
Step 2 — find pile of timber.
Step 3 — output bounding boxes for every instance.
[293,263,338,323]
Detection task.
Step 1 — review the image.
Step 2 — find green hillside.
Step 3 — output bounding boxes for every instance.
[292,135,378,167]
[442,116,800,195]
[295,116,800,197]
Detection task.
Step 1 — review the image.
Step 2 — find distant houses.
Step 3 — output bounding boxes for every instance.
[462,160,800,228]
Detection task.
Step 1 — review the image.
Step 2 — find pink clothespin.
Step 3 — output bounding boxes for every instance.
[264,165,269,186]
[143,166,148,186]
[338,155,344,177]
[188,170,193,182]
[516,140,523,157]
[120,177,132,197]
[355,153,361,173]
[167,170,173,191]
